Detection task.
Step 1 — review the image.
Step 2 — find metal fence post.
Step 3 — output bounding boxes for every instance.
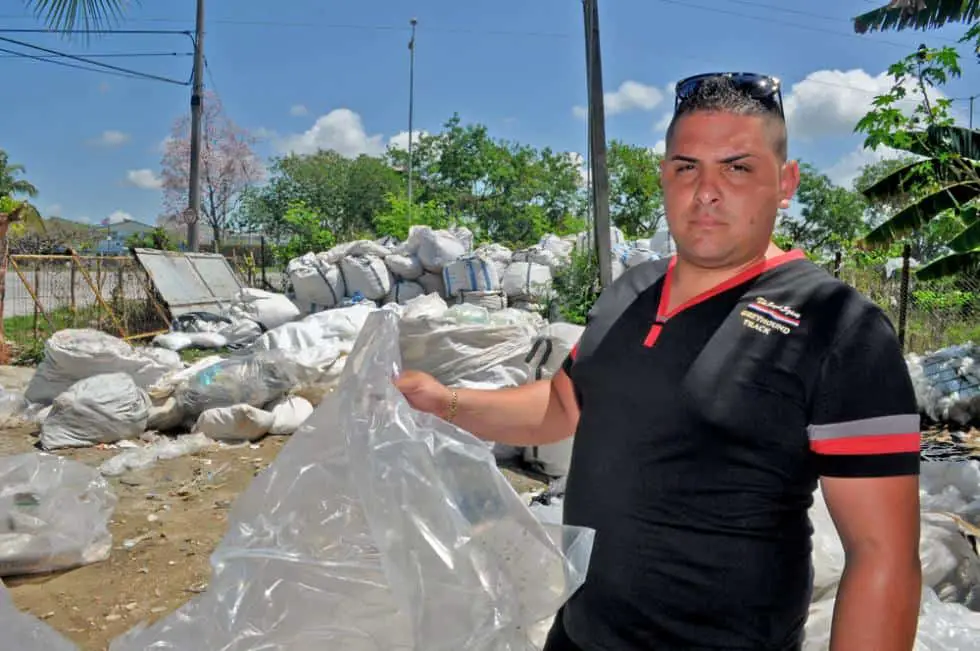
[898,243,912,351]
[260,236,268,289]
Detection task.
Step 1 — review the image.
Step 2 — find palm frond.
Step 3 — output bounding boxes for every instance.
[25,0,134,32]
[854,0,980,34]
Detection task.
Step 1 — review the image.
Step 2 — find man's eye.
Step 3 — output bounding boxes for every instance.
[728,164,750,173]
[675,164,695,173]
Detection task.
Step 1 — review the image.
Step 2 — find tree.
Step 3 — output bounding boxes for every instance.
[606,141,663,237]
[238,150,403,242]
[23,0,130,31]
[0,150,39,199]
[159,92,263,249]
[855,41,980,278]
[776,163,868,254]
[854,1,980,34]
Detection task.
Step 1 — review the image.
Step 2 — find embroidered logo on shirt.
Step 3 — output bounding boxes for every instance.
[740,297,800,335]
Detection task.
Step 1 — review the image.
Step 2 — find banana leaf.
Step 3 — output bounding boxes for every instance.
[25,0,133,31]
[948,215,980,252]
[854,0,980,34]
[915,249,980,279]
[862,181,980,245]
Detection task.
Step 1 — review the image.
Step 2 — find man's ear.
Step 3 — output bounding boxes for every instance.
[779,160,801,209]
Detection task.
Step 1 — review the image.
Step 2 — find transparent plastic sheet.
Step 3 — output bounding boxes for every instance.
[174,350,299,418]
[0,578,77,650]
[0,452,116,577]
[109,310,593,651]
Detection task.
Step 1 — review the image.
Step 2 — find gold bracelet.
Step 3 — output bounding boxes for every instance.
[447,390,459,423]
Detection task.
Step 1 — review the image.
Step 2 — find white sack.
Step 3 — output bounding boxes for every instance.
[175,351,298,419]
[25,329,176,405]
[152,332,194,351]
[40,373,151,450]
[443,256,500,296]
[400,309,538,388]
[340,255,392,301]
[513,246,565,273]
[530,323,585,379]
[417,270,447,297]
[502,262,553,300]
[192,404,274,442]
[139,347,182,371]
[907,344,980,426]
[457,290,507,312]
[344,239,392,259]
[268,396,314,435]
[386,280,426,305]
[0,452,116,577]
[227,288,300,331]
[384,253,424,279]
[538,234,574,260]
[412,226,467,272]
[287,253,346,310]
[474,243,514,281]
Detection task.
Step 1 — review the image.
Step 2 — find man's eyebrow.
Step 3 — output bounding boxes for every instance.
[668,153,754,164]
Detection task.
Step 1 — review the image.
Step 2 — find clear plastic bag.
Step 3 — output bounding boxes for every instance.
[174,350,298,418]
[0,578,77,650]
[110,309,593,650]
[0,452,117,577]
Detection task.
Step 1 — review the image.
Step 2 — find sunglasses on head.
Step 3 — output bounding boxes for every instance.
[673,72,784,116]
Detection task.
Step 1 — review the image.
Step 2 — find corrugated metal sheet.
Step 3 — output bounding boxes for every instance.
[133,248,244,316]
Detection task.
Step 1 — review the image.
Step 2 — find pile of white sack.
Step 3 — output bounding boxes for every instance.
[907,343,980,426]
[287,225,673,315]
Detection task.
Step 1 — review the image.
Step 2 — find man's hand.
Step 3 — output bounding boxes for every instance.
[394,370,453,418]
[822,474,922,651]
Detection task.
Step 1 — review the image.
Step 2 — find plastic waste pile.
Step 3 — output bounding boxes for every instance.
[0,453,116,577]
[107,310,595,651]
[907,343,980,426]
[287,225,672,315]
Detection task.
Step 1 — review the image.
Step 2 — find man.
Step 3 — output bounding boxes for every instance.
[395,73,922,650]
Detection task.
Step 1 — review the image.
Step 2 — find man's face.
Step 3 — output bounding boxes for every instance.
[660,111,799,269]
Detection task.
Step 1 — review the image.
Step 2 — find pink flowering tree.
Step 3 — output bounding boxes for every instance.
[159,91,264,249]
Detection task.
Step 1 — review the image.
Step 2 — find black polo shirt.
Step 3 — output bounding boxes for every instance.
[555,249,920,651]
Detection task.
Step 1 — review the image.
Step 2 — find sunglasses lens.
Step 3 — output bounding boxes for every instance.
[674,73,782,113]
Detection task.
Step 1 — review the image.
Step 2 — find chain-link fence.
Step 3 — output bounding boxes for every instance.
[833,249,980,355]
[2,254,171,363]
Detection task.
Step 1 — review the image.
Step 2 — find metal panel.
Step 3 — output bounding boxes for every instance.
[133,248,244,316]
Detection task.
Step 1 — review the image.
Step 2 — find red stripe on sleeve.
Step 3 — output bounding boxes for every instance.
[570,343,579,361]
[810,433,921,456]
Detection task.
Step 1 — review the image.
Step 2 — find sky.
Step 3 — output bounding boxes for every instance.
[1,0,978,228]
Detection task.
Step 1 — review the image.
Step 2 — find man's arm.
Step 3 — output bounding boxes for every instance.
[822,475,921,651]
[808,304,922,651]
[450,369,580,447]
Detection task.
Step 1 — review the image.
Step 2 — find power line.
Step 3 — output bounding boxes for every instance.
[0,45,165,80]
[651,0,943,50]
[0,27,191,35]
[0,50,192,59]
[718,0,962,44]
[0,35,191,85]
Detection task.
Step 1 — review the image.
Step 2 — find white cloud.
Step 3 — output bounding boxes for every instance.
[653,112,672,134]
[652,139,666,155]
[106,210,132,225]
[276,108,385,157]
[90,130,131,147]
[823,144,906,188]
[573,80,665,119]
[566,152,590,187]
[290,104,309,117]
[783,68,944,141]
[126,169,163,190]
[387,130,428,152]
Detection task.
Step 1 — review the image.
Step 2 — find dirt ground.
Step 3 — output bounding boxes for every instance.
[0,364,549,651]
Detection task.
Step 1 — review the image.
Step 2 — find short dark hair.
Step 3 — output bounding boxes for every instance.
[665,76,788,160]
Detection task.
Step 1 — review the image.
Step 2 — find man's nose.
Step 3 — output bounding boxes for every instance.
[694,170,722,205]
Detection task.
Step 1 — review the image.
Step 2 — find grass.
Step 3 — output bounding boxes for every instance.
[2,300,169,366]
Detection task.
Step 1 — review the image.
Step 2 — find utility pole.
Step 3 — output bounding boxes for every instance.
[407,18,418,223]
[186,0,206,252]
[583,0,613,289]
